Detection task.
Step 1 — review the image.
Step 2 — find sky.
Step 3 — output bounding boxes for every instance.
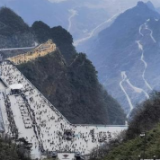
[48,0,160,6]
[47,0,160,16]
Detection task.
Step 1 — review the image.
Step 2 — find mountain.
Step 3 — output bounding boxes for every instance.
[31,21,77,63]
[85,1,160,117]
[0,7,126,124]
[146,1,157,11]
[17,50,125,124]
[31,21,126,124]
[17,26,126,124]
[1,0,155,50]
[0,7,35,48]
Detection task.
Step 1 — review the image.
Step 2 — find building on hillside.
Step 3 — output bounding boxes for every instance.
[47,152,84,160]
[9,84,23,94]
[63,129,74,141]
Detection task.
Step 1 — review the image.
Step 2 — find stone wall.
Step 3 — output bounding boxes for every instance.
[8,40,56,65]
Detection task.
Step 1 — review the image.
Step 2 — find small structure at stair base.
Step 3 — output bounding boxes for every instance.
[9,84,23,94]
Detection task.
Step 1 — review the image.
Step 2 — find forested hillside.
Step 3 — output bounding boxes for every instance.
[32,21,76,63]
[91,92,160,160]
[0,136,31,160]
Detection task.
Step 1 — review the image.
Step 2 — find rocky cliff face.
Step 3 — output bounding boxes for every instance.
[18,49,126,124]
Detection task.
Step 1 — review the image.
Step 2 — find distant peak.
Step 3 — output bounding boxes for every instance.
[146,1,156,11]
[146,1,153,5]
[137,1,152,10]
[137,1,156,11]
[137,1,145,6]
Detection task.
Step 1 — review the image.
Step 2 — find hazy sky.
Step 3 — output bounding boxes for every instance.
[48,0,160,8]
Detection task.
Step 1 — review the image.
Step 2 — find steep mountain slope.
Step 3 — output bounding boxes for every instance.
[86,1,160,117]
[31,21,51,44]
[31,21,76,63]
[17,49,125,124]
[0,7,35,48]
[146,1,157,11]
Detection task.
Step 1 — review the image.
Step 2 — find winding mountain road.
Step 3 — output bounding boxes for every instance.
[119,71,134,117]
[68,9,77,32]
[0,41,38,52]
[126,78,149,99]
[136,40,153,91]
[139,24,144,37]
[144,22,156,43]
[74,13,119,46]
[137,21,154,91]
[0,46,36,52]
